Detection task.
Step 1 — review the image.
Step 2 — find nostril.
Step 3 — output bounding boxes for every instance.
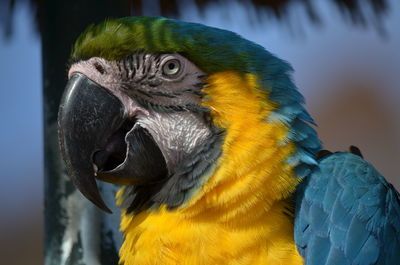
[94,62,105,74]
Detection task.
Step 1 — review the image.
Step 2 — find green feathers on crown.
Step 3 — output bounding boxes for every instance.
[72,16,271,74]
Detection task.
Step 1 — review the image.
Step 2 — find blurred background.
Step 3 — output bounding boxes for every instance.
[0,0,399,264]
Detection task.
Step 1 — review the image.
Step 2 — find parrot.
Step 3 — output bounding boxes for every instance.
[57,16,400,265]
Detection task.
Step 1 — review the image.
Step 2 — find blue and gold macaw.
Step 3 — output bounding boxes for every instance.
[58,17,400,265]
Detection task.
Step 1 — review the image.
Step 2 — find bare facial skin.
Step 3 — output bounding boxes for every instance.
[68,53,212,175]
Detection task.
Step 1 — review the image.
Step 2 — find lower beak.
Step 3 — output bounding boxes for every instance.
[58,73,167,213]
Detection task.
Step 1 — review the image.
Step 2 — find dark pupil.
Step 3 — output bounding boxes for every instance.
[168,62,176,70]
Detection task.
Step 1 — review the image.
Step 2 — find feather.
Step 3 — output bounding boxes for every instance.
[295,153,400,265]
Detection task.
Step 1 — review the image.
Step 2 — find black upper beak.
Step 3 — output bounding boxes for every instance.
[58,73,125,213]
[58,73,168,213]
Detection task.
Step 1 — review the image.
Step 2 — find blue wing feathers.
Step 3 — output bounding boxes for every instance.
[354,235,379,265]
[309,203,330,236]
[345,216,378,262]
[307,235,330,265]
[330,195,353,231]
[294,164,313,178]
[295,152,400,265]
[326,247,350,265]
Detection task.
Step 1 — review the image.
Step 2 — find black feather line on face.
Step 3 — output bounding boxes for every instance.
[125,90,209,113]
[118,52,198,102]
[128,54,135,78]
[134,88,154,98]
[146,90,177,98]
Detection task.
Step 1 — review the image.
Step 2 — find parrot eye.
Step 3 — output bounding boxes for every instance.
[162,59,181,77]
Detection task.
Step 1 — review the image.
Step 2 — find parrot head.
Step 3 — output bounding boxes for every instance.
[58,17,320,214]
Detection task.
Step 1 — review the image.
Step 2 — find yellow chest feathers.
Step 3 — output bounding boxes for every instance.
[117,72,304,265]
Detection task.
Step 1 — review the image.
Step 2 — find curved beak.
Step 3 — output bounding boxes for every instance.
[58,73,168,213]
[58,73,126,213]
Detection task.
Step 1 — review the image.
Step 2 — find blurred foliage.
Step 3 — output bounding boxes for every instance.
[0,0,389,39]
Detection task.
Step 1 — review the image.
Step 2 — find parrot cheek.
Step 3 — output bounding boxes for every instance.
[58,73,168,213]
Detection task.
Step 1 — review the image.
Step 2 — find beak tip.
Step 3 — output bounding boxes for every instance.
[93,193,113,213]
[95,202,113,214]
[83,188,114,214]
[74,177,114,214]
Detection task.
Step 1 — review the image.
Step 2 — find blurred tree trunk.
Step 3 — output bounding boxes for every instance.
[41,1,130,264]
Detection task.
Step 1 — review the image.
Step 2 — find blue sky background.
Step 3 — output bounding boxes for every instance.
[0,1,399,264]
[0,3,43,263]
[0,2,42,222]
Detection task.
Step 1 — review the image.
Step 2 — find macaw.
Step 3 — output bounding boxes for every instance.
[58,16,400,265]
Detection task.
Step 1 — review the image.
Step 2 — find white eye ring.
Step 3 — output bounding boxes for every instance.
[162,59,181,76]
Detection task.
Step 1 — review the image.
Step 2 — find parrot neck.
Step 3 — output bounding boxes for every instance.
[117,71,303,265]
